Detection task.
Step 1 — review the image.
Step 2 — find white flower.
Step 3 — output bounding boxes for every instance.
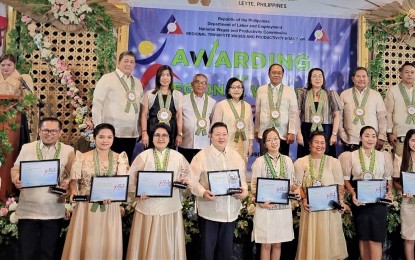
[64,203,74,212]
[8,201,18,211]
[50,58,58,66]
[9,212,18,223]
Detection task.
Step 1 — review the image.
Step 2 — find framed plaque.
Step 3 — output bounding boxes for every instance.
[19,159,60,188]
[356,179,387,204]
[135,171,174,197]
[256,177,290,204]
[307,185,339,212]
[402,171,415,195]
[207,169,241,196]
[89,176,129,202]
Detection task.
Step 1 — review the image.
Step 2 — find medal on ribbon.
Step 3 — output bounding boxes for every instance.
[116,72,138,114]
[399,83,415,124]
[359,148,376,180]
[308,154,326,187]
[307,89,326,131]
[227,99,247,143]
[268,84,284,128]
[157,90,173,124]
[352,87,369,125]
[190,92,209,136]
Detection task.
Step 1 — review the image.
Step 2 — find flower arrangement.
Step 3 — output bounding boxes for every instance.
[0,197,19,246]
[50,0,92,25]
[404,9,415,34]
[20,15,95,146]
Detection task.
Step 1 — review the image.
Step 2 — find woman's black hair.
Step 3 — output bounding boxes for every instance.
[152,65,174,94]
[93,123,115,137]
[225,77,244,100]
[400,129,415,173]
[358,125,377,147]
[306,68,326,90]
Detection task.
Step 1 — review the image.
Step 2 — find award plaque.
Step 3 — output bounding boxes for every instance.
[89,176,129,202]
[135,171,174,197]
[255,177,290,204]
[19,159,60,188]
[402,171,415,195]
[307,185,340,212]
[356,179,388,204]
[207,169,242,196]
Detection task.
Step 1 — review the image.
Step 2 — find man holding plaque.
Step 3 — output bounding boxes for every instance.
[339,67,387,151]
[385,61,415,156]
[92,50,143,162]
[11,117,75,260]
[255,63,298,155]
[190,122,248,260]
[178,73,216,163]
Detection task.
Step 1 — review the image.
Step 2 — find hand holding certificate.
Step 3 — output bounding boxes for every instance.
[356,179,389,204]
[19,159,60,188]
[89,176,129,202]
[208,169,242,196]
[256,178,290,204]
[135,171,173,197]
[307,185,341,212]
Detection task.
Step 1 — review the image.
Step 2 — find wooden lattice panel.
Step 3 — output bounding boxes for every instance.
[26,23,97,145]
[375,36,415,94]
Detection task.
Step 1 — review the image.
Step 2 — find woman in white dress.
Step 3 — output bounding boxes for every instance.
[251,127,298,260]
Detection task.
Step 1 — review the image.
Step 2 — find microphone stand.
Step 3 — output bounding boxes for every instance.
[18,77,55,116]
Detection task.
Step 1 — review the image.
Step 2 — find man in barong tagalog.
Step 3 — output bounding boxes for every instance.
[92,50,143,163]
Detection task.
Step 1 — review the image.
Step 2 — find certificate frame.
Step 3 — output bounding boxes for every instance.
[135,171,174,198]
[89,175,129,202]
[402,171,415,195]
[356,179,387,204]
[307,184,339,212]
[207,169,241,196]
[19,159,60,188]
[256,178,290,204]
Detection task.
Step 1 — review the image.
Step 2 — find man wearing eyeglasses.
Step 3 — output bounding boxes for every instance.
[10,117,75,260]
[178,74,216,163]
[255,63,298,156]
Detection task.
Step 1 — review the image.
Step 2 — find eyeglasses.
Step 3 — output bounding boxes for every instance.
[40,129,60,135]
[194,80,207,86]
[230,85,243,90]
[154,133,169,139]
[265,137,279,143]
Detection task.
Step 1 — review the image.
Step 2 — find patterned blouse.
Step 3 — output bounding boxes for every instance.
[296,88,343,124]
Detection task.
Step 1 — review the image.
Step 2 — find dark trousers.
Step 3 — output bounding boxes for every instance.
[18,219,62,260]
[111,137,137,164]
[199,217,236,260]
[342,142,360,152]
[259,138,290,156]
[178,147,201,163]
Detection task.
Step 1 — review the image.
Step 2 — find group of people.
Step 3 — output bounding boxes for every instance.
[5,49,415,260]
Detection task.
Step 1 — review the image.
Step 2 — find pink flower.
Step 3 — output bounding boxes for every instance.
[86,120,93,129]
[73,1,81,9]
[21,16,32,24]
[80,14,85,21]
[67,90,74,97]
[6,197,14,206]
[0,207,8,216]
[60,5,67,11]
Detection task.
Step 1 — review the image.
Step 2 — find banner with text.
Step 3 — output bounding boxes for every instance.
[129,7,357,165]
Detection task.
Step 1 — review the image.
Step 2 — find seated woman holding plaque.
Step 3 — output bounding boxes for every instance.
[140,65,183,149]
[339,125,393,260]
[251,127,299,260]
[294,131,347,260]
[211,77,254,164]
[62,123,129,260]
[126,123,190,260]
[392,129,415,260]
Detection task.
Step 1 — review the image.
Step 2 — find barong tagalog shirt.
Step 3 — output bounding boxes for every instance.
[190,145,248,222]
[385,83,415,137]
[255,83,298,139]
[11,141,75,219]
[339,87,387,145]
[92,68,143,138]
[180,92,216,149]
